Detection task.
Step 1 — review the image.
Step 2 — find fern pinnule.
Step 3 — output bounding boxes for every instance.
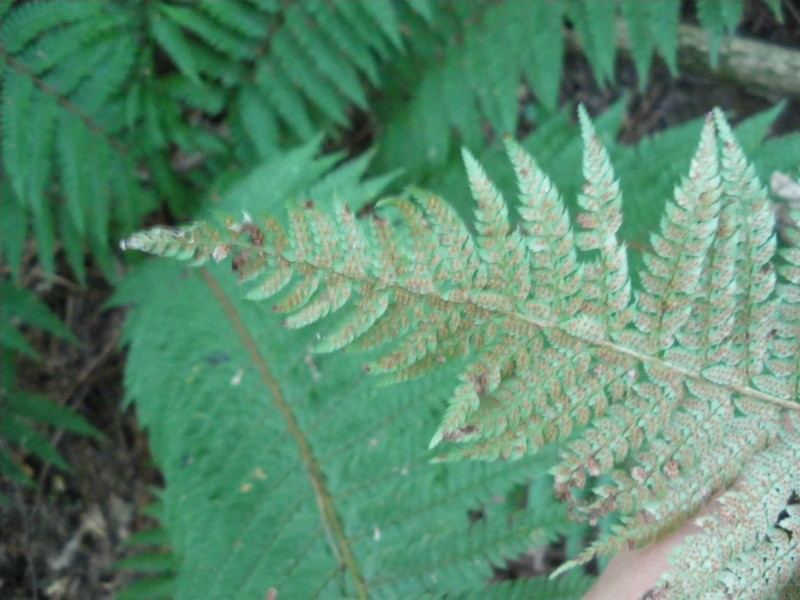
[124,109,800,590]
[506,137,582,321]
[770,210,800,402]
[575,105,631,330]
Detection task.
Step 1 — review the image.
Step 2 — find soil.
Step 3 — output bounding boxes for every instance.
[1,2,798,598]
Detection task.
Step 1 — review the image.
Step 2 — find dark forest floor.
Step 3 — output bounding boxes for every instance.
[2,3,799,598]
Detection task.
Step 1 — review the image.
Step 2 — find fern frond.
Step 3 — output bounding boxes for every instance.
[119,147,579,598]
[125,108,800,595]
[0,281,99,489]
[567,0,618,86]
[0,390,103,488]
[696,0,744,67]
[115,511,177,600]
[1,1,143,279]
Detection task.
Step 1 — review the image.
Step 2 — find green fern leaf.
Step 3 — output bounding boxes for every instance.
[157,3,253,61]
[696,0,744,67]
[0,390,102,488]
[336,0,394,60]
[0,184,26,283]
[522,0,565,110]
[271,28,349,125]
[1,67,36,204]
[567,0,618,87]
[196,0,268,39]
[761,0,784,22]
[284,7,368,110]
[620,0,655,85]
[150,9,202,85]
[236,84,280,159]
[0,282,79,353]
[1,1,143,278]
[647,0,681,75]
[0,1,103,54]
[406,0,434,23]
[359,0,403,51]
[305,2,381,86]
[115,516,177,600]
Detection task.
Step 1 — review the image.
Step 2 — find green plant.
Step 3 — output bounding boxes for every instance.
[3,0,798,597]
[118,142,595,598]
[124,108,800,598]
[0,281,102,498]
[1,0,784,281]
[114,506,178,600]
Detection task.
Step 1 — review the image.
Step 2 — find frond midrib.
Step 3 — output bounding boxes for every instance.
[199,267,370,600]
[212,231,800,416]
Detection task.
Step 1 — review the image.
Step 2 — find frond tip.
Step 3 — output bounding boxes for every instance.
[123,108,800,594]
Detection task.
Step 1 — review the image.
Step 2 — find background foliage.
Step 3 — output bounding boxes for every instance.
[1,0,799,598]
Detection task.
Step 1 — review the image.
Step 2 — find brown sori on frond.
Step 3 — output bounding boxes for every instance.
[123,107,800,596]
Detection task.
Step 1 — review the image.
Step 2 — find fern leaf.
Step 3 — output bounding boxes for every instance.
[0,185,26,283]
[120,260,573,598]
[57,111,90,236]
[0,1,102,54]
[506,137,581,320]
[620,0,655,86]
[0,282,79,351]
[359,0,403,51]
[236,84,280,159]
[696,0,744,67]
[157,4,253,61]
[772,213,800,402]
[150,9,202,85]
[305,3,381,86]
[660,427,800,597]
[115,514,177,600]
[522,0,565,110]
[0,389,102,486]
[647,0,681,75]
[567,0,618,87]
[254,65,316,138]
[284,8,368,109]
[119,148,576,598]
[406,0,434,23]
[5,391,102,438]
[196,0,268,40]
[271,29,349,125]
[575,105,630,318]
[125,108,800,595]
[1,1,143,278]
[636,114,721,349]
[315,291,390,353]
[1,67,35,203]
[336,0,394,60]
[762,0,784,22]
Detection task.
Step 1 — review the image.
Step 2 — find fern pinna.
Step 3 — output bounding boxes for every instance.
[124,108,800,597]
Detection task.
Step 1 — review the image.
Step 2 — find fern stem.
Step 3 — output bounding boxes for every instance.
[146,223,800,417]
[284,250,800,415]
[200,268,370,600]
